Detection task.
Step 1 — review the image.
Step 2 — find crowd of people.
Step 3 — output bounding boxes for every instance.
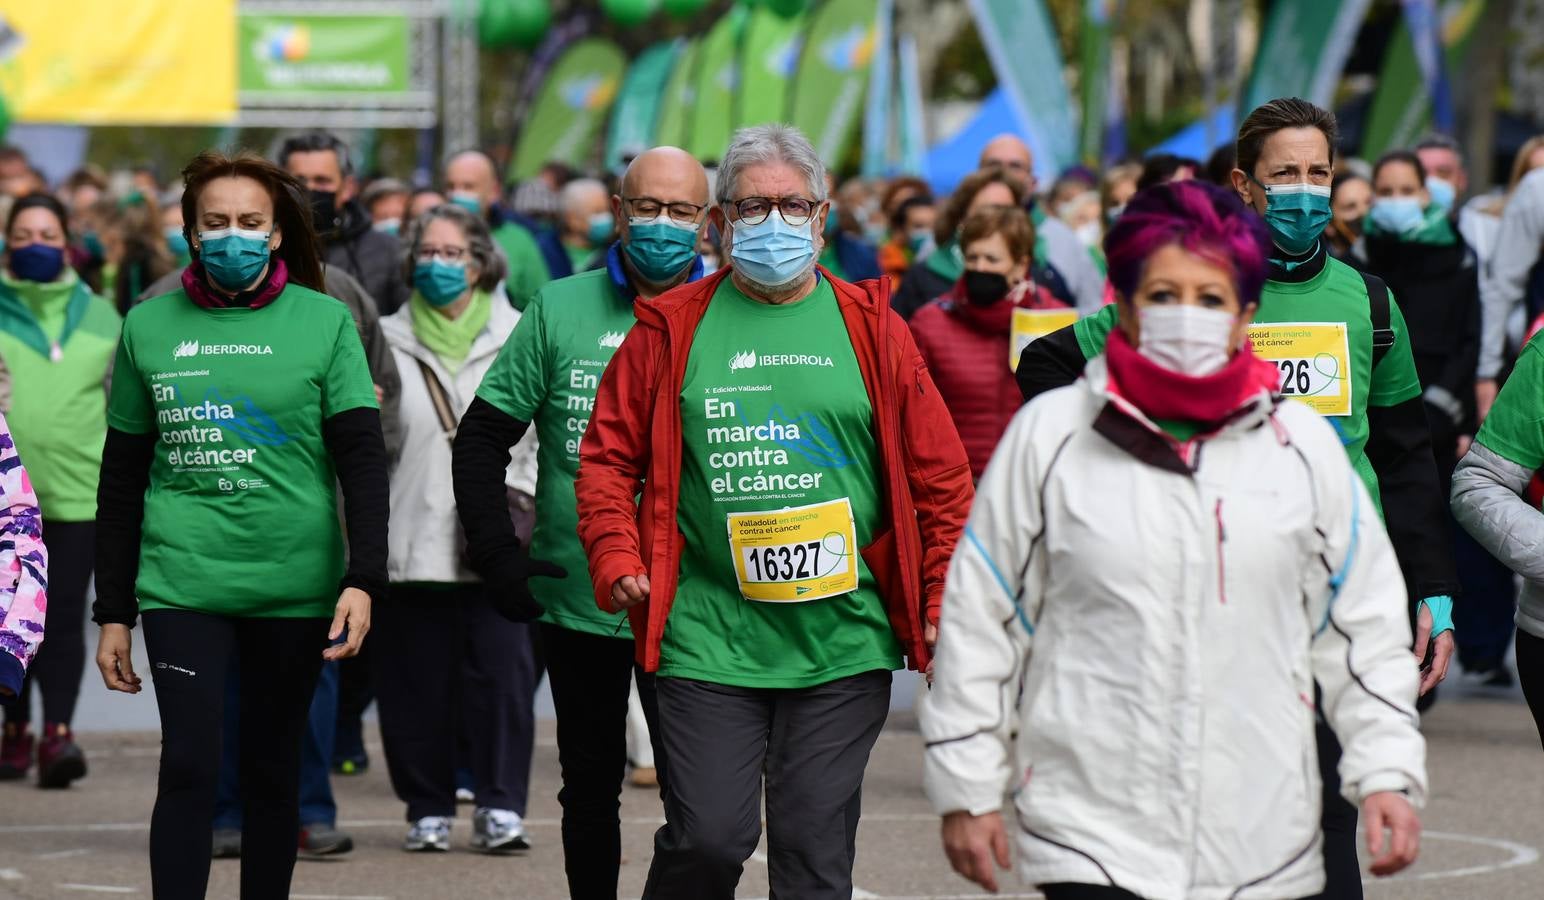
[0,93,1542,900]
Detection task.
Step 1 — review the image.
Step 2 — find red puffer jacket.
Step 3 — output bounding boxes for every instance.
[574,266,973,673]
[910,279,1069,478]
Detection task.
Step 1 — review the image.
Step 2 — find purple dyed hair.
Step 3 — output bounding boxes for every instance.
[1103,180,1273,308]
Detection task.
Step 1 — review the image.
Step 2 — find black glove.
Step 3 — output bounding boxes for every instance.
[486,546,568,623]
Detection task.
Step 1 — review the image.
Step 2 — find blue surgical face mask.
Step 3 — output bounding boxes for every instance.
[164,227,190,259]
[729,208,818,288]
[8,243,66,283]
[623,216,699,284]
[1369,197,1425,236]
[197,227,272,291]
[414,258,469,306]
[587,211,615,245]
[1252,178,1332,256]
[1425,176,1456,213]
[373,218,401,236]
[449,192,483,216]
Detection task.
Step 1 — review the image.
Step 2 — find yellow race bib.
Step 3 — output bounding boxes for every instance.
[1010,308,1080,372]
[1247,322,1353,417]
[726,498,859,603]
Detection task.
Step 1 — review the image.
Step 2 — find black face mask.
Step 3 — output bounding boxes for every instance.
[1344,216,1365,238]
[309,190,339,232]
[963,270,1010,306]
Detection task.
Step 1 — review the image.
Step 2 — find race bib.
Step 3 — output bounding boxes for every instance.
[726,498,859,603]
[1247,322,1353,417]
[1010,308,1080,372]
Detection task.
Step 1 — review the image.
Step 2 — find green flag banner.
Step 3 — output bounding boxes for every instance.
[1241,0,1373,112]
[1361,0,1481,158]
[606,40,683,168]
[967,0,1078,172]
[654,38,701,148]
[511,37,628,180]
[788,0,881,166]
[1078,0,1116,167]
[734,5,806,129]
[859,0,893,177]
[687,6,748,163]
[238,13,410,98]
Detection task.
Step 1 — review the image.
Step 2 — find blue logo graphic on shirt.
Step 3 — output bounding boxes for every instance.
[747,405,852,468]
[202,388,290,446]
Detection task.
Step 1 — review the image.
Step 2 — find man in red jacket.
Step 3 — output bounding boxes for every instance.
[575,123,972,899]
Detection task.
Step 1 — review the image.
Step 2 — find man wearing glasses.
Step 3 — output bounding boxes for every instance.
[452,145,707,899]
[574,123,972,899]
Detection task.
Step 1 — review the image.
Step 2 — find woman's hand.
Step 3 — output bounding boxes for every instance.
[925,621,939,685]
[324,587,372,660]
[1363,791,1421,876]
[941,810,1011,893]
[96,624,142,694]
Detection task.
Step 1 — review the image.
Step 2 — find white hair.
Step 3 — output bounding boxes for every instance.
[559,178,609,213]
[716,124,827,206]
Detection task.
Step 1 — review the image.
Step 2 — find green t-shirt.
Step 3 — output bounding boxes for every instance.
[1477,336,1544,470]
[0,272,120,521]
[475,268,637,638]
[106,284,378,618]
[665,276,902,689]
[492,222,553,312]
[1071,253,1423,510]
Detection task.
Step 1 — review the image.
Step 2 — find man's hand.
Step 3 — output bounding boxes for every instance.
[324,587,372,660]
[611,573,651,610]
[1476,378,1499,423]
[1363,791,1421,876]
[96,624,142,694]
[1413,600,1454,695]
[941,811,1011,893]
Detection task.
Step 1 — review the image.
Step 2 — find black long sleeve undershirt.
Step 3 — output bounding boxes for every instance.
[91,407,390,627]
[92,428,156,627]
[451,396,531,587]
[324,406,390,604]
[1016,323,1089,402]
[1365,396,1462,605]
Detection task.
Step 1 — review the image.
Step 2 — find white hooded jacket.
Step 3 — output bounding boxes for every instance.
[920,356,1426,900]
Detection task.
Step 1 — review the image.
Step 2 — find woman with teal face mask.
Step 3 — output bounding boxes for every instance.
[376,202,544,856]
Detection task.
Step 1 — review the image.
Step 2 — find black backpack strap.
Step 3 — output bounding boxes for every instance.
[1361,270,1396,369]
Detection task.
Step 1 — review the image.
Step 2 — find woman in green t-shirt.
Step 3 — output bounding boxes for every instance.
[0,193,120,789]
[90,151,388,900]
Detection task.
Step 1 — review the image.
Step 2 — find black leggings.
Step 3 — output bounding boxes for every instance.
[142,609,328,900]
[1517,630,1544,749]
[2,521,94,727]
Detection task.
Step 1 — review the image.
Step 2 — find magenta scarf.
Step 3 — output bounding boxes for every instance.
[181,259,289,310]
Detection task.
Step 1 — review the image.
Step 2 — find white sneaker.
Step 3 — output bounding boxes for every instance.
[455,786,475,804]
[471,807,529,853]
[403,816,451,852]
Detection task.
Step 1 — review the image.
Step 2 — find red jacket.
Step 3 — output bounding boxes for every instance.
[575,266,973,673]
[910,279,1069,478]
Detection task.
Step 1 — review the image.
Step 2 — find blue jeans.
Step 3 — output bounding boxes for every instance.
[213,658,339,830]
[1453,525,1518,669]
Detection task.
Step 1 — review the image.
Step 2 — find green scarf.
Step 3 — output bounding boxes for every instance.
[1366,202,1458,246]
[925,238,964,282]
[410,288,491,373]
[0,268,92,360]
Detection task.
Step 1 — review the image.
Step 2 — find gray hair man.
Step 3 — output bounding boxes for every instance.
[556,177,613,271]
[573,123,973,898]
[279,131,410,315]
[452,146,711,897]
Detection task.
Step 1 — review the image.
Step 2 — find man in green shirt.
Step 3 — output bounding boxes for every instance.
[452,146,710,899]
[556,178,613,273]
[1017,97,1459,900]
[443,151,557,311]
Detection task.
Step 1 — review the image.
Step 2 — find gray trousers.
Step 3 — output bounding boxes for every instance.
[642,669,892,900]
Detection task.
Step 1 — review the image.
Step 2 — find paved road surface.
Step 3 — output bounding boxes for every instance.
[1,676,1540,899]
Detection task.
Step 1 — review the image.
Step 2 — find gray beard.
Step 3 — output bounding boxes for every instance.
[732,255,818,298]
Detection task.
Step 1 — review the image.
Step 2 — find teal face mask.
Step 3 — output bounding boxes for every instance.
[198,227,272,291]
[449,193,483,215]
[623,216,699,283]
[165,227,190,259]
[588,212,616,244]
[1252,178,1332,256]
[414,258,469,306]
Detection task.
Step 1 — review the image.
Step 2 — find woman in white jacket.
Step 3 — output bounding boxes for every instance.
[921,182,1426,900]
[375,204,539,855]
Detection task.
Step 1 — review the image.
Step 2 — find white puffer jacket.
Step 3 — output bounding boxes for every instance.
[920,357,1426,900]
[382,300,537,584]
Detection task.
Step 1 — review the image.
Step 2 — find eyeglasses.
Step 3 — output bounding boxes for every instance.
[417,245,468,263]
[623,197,707,226]
[724,196,821,227]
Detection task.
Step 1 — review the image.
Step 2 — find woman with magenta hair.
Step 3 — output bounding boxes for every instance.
[919,181,1428,900]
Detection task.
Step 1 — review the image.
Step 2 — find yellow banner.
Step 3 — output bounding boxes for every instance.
[0,0,236,124]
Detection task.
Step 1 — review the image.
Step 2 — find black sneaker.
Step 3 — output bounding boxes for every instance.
[298,824,354,857]
[212,829,242,859]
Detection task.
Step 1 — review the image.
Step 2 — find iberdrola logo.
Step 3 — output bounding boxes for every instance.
[173,339,200,360]
[729,349,757,373]
[597,331,626,350]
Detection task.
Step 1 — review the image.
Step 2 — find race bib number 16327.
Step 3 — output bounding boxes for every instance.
[726,498,859,603]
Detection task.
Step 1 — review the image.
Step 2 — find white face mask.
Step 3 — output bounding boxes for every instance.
[1074,221,1102,247]
[1136,305,1237,376]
